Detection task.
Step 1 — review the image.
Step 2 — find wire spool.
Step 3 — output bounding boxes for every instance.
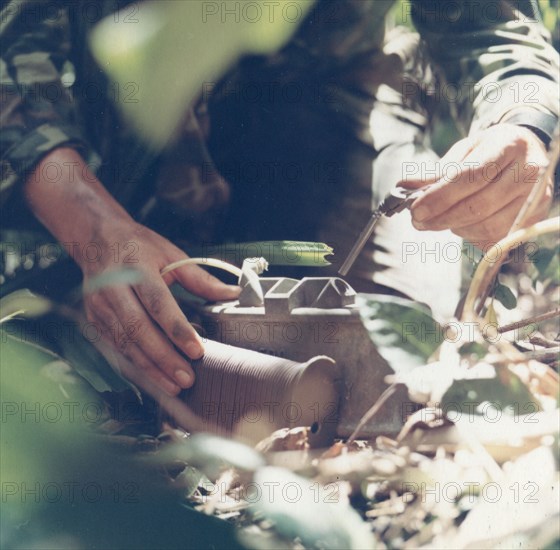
[182,340,341,446]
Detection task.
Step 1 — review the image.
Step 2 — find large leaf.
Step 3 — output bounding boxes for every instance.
[90,0,315,146]
[0,330,243,549]
[357,294,442,375]
[53,317,135,394]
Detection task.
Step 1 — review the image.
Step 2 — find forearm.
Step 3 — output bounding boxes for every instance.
[23,147,134,268]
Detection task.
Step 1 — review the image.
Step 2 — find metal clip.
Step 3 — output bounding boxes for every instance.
[379,187,424,217]
[338,185,432,276]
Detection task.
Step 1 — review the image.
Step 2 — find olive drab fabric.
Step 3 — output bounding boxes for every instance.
[1,0,558,215]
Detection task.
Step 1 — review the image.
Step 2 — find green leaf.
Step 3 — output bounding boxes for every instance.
[440,371,541,418]
[54,318,135,394]
[494,282,517,310]
[0,329,243,550]
[175,466,205,498]
[252,467,376,550]
[90,0,315,146]
[530,245,560,284]
[458,341,488,360]
[357,294,442,374]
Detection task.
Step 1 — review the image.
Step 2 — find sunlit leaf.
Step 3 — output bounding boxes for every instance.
[484,300,498,326]
[175,466,205,498]
[440,371,541,418]
[357,294,442,375]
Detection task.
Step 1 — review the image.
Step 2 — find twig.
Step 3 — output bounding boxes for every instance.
[346,383,399,445]
[520,347,560,363]
[498,307,560,334]
[529,334,559,348]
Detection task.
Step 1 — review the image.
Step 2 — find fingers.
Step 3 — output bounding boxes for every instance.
[79,224,241,398]
[133,276,205,361]
[90,310,182,396]
[452,195,528,245]
[406,125,547,240]
[86,286,196,396]
[412,163,525,231]
[164,261,241,302]
[410,142,521,225]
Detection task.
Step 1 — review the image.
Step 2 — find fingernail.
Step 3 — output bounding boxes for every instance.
[174,369,193,388]
[413,205,430,222]
[186,341,204,360]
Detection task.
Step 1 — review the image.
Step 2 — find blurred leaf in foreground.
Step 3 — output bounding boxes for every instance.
[82,268,144,294]
[157,433,266,480]
[0,330,243,549]
[0,289,52,322]
[251,467,377,550]
[90,0,315,146]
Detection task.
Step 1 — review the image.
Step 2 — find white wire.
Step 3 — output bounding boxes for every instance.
[160,258,243,278]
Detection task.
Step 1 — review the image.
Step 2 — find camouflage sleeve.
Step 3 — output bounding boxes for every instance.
[0,0,94,204]
[410,0,560,141]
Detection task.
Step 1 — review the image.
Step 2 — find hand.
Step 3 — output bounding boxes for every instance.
[79,221,240,396]
[24,148,240,396]
[399,124,553,248]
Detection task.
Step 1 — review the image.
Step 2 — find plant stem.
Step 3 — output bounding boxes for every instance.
[462,218,560,322]
[498,307,560,334]
[346,383,399,445]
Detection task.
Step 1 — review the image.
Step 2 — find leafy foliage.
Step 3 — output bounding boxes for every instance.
[357,294,442,373]
[0,331,242,550]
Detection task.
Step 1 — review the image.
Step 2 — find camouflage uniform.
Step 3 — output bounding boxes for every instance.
[1,0,559,316]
